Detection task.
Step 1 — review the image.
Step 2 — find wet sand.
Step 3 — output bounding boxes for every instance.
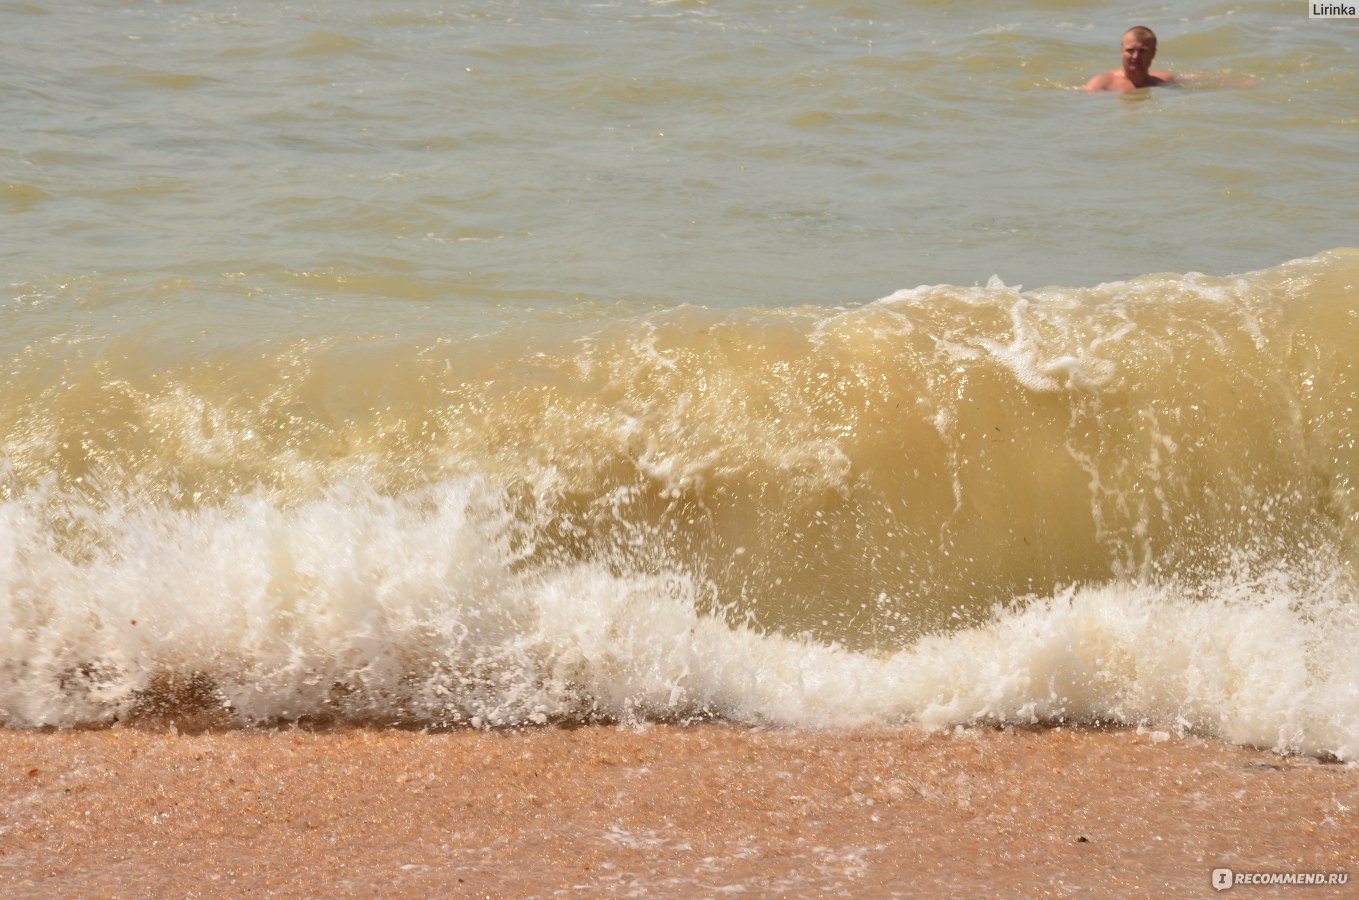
[0,724,1354,897]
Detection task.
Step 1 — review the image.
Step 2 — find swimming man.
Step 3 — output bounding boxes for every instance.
[1084,26,1174,92]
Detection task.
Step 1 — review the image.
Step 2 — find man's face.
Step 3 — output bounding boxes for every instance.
[1121,33,1156,78]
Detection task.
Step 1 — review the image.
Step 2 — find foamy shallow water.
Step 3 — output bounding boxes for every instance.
[2,461,1357,757]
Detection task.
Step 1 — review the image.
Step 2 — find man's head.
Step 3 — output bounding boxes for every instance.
[1121,26,1158,84]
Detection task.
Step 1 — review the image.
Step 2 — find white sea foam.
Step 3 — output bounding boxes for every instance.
[0,479,1354,758]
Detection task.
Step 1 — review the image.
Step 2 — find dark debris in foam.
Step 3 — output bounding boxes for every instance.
[102,669,732,735]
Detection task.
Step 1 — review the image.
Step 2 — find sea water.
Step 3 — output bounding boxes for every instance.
[2,1,1357,757]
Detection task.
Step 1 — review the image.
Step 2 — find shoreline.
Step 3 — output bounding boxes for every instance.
[1,723,1354,896]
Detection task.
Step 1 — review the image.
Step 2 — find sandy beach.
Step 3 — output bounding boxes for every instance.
[0,723,1353,897]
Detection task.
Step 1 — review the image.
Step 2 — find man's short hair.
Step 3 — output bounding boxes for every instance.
[1124,25,1157,45]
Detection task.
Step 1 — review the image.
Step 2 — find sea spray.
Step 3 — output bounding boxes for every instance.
[1,252,1357,754]
[1,477,1356,758]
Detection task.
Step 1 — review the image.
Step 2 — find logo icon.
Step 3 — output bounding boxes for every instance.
[1212,868,1234,891]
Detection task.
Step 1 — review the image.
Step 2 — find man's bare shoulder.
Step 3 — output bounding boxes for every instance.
[1083,69,1175,92]
[1083,70,1119,91]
